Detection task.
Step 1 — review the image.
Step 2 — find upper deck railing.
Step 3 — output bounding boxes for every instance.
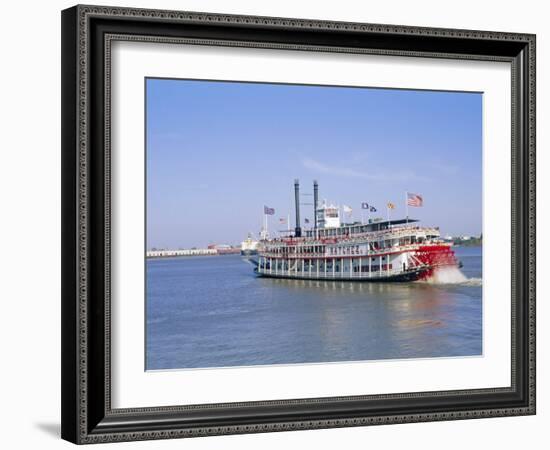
[261,226,441,248]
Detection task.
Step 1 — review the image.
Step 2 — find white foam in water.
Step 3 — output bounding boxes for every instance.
[461,277,483,287]
[425,266,468,284]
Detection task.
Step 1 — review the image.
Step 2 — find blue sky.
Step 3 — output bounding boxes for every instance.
[146,78,482,249]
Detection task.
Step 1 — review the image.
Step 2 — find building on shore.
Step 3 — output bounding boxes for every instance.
[207,244,241,255]
[146,248,217,258]
[147,243,241,258]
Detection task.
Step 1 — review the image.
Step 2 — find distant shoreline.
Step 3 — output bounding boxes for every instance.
[451,238,482,247]
[147,252,240,259]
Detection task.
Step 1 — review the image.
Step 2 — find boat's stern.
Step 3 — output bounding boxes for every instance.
[410,244,460,281]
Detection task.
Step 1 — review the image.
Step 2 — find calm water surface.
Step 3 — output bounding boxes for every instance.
[146,246,482,370]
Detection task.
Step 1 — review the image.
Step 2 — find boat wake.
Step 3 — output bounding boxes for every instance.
[422,266,482,286]
[459,277,483,287]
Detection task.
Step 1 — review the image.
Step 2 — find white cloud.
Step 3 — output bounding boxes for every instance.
[302,157,428,182]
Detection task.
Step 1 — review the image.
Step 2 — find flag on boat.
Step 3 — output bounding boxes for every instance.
[362,202,377,212]
[343,205,353,215]
[264,205,275,215]
[387,202,395,209]
[279,218,286,224]
[304,218,310,224]
[407,192,423,207]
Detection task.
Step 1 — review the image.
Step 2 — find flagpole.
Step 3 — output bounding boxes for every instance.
[405,192,409,224]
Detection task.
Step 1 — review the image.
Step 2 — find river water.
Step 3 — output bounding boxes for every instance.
[146,246,482,370]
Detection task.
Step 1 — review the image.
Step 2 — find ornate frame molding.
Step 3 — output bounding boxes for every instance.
[61,4,535,444]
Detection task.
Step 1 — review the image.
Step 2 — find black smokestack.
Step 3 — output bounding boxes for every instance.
[313,180,318,233]
[294,179,301,237]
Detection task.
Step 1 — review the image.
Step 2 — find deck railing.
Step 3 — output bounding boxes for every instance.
[259,243,425,259]
[261,226,441,248]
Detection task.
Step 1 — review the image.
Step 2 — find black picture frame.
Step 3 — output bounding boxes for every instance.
[61,4,536,444]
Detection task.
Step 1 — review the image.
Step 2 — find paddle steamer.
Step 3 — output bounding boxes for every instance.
[255,180,459,282]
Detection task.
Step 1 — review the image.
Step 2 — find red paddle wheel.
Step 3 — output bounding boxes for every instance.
[412,245,459,280]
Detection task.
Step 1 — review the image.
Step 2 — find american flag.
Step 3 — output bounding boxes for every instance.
[264,205,275,215]
[304,218,310,224]
[279,218,286,224]
[407,192,423,207]
[361,202,370,210]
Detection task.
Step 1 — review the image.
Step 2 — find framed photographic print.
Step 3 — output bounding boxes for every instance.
[61,4,536,444]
